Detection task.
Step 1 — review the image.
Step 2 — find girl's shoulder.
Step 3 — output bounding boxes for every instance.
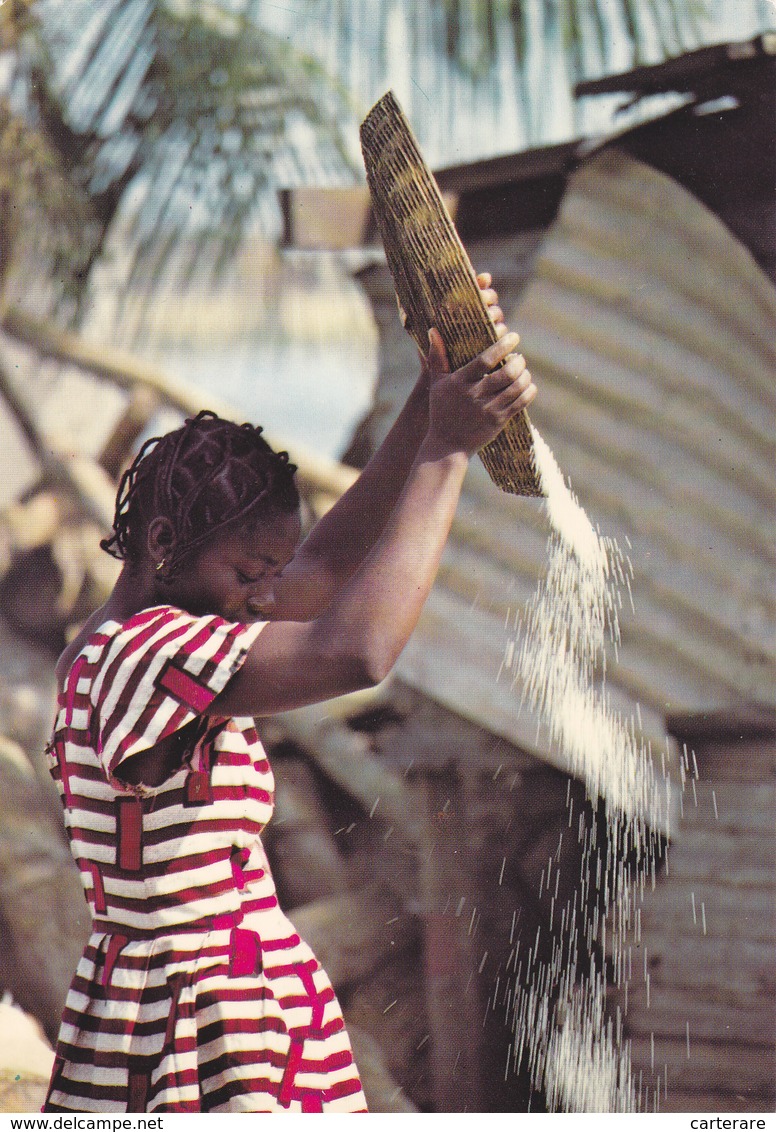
[56,604,186,688]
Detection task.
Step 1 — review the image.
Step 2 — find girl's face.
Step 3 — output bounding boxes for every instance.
[162,507,302,623]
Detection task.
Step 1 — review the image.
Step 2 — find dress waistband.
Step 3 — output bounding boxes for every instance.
[92,910,243,941]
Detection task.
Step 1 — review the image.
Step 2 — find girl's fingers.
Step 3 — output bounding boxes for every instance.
[427,327,451,375]
[490,371,536,415]
[479,355,527,395]
[476,271,492,290]
[471,332,520,378]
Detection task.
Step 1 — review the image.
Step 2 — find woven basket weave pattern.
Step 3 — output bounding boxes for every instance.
[360,91,541,497]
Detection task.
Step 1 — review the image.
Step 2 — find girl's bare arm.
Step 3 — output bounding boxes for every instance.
[212,328,534,717]
[272,274,507,621]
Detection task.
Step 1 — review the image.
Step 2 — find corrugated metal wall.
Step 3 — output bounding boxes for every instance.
[624,733,776,1111]
[397,147,776,773]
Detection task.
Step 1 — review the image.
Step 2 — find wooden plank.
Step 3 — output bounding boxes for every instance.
[0,362,117,534]
[344,955,432,1109]
[653,1091,774,1114]
[635,887,770,930]
[98,385,160,480]
[657,831,775,886]
[690,739,776,783]
[633,1036,776,1095]
[376,678,539,776]
[0,739,90,1040]
[0,306,360,505]
[624,984,775,1045]
[272,702,424,857]
[620,936,775,995]
[415,771,484,1113]
[345,1023,419,1112]
[671,782,776,835]
[629,1036,775,1105]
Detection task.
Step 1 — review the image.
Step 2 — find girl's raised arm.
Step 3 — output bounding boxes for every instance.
[271,274,507,621]
[212,327,534,717]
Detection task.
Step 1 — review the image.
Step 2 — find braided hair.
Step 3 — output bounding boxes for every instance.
[101,411,300,576]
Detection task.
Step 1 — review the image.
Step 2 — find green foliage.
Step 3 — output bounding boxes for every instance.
[0,0,38,50]
[0,0,718,323]
[4,0,354,311]
[0,98,94,306]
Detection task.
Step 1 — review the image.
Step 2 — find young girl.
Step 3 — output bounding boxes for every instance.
[43,278,536,1113]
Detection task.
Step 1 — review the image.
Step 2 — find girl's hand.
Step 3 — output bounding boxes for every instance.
[426,326,536,456]
[476,271,509,339]
[416,271,508,390]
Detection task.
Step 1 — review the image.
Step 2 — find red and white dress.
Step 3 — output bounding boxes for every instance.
[43,604,367,1113]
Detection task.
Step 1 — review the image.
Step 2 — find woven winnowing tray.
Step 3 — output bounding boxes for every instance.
[360,90,542,497]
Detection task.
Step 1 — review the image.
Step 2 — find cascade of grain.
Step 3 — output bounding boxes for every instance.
[506,426,668,842]
[359,92,676,1113]
[499,424,672,1111]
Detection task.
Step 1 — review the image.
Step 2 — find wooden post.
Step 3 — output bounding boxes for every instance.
[415,767,484,1112]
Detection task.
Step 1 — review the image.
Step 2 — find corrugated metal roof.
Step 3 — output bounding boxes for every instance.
[395,145,776,775]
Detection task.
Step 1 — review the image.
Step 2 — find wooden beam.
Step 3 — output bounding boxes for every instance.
[0,360,116,533]
[0,306,358,504]
[98,385,160,480]
[414,770,484,1113]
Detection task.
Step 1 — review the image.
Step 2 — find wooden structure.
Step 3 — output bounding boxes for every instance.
[281,34,776,1112]
[622,721,776,1112]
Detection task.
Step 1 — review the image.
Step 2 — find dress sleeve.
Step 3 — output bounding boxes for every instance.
[90,605,264,787]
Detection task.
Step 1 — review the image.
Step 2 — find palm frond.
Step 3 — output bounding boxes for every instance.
[0,97,95,310]
[0,0,38,49]
[18,0,354,306]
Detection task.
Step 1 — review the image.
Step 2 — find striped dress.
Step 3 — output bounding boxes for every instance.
[43,604,367,1113]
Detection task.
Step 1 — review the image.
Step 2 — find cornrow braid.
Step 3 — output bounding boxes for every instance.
[101,410,300,575]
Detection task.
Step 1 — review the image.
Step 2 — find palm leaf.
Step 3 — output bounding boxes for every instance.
[16,0,354,310]
[0,97,94,309]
